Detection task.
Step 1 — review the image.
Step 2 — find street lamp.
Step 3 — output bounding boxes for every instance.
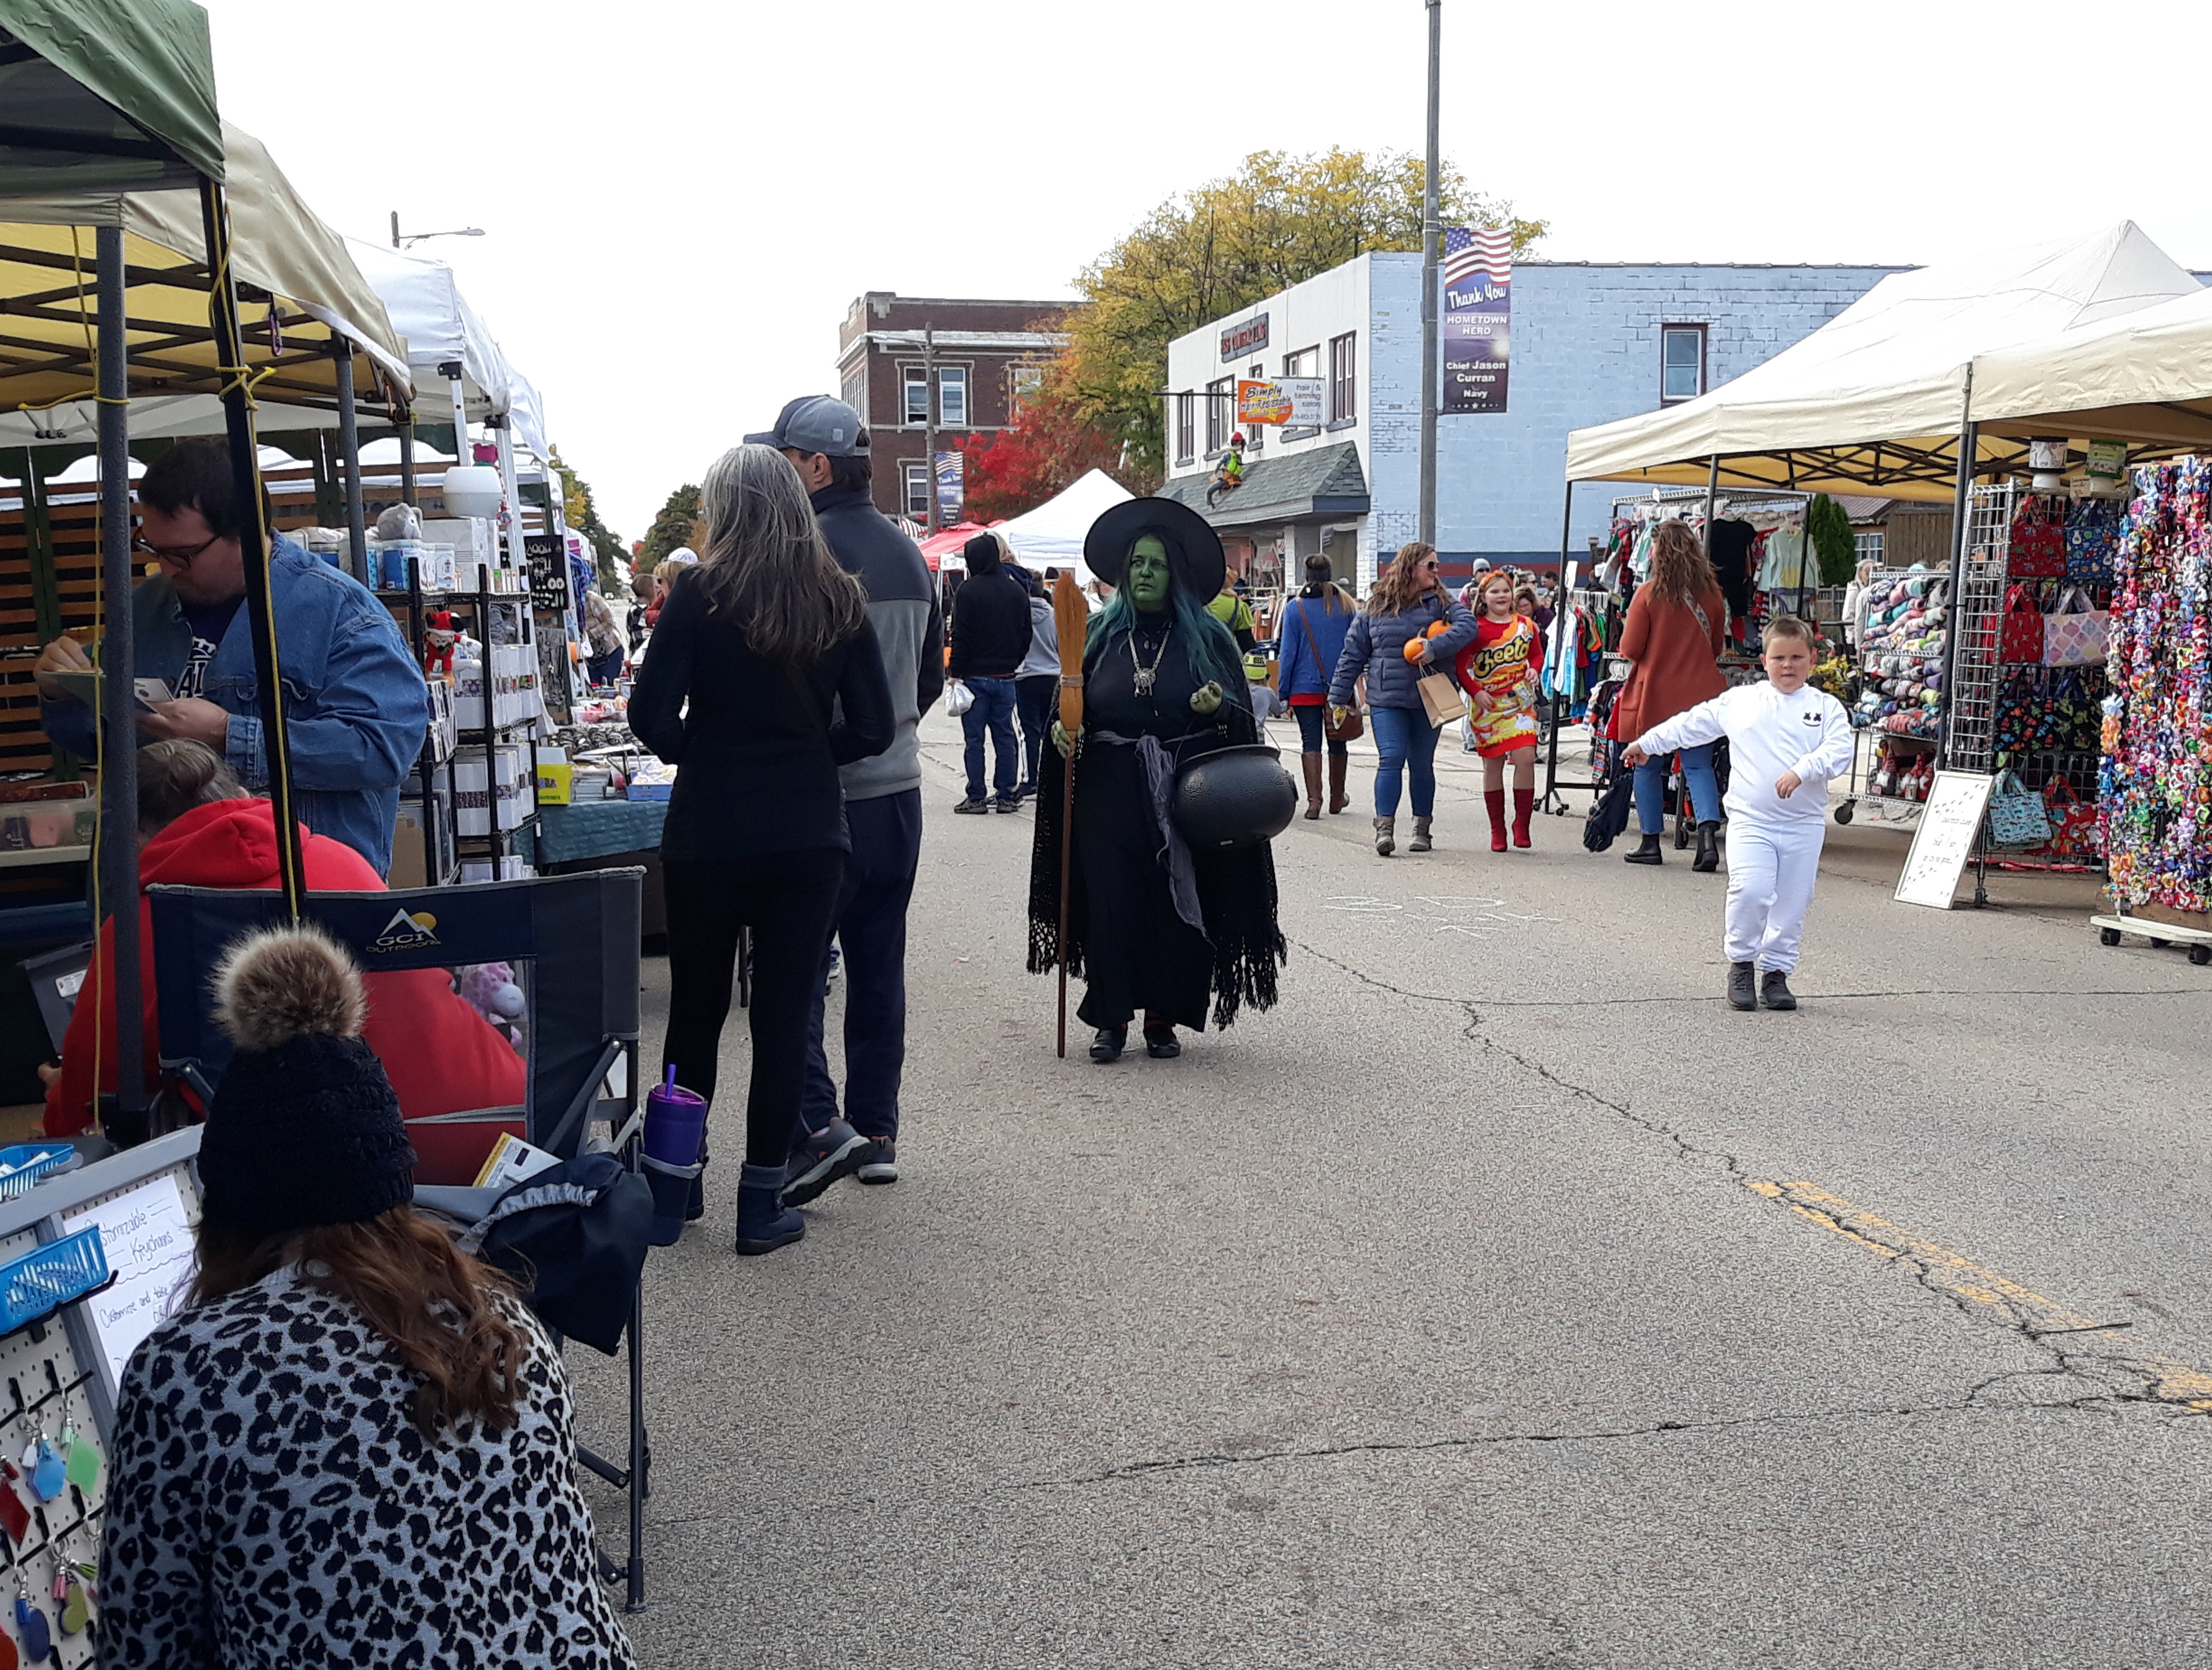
[390,211,487,249]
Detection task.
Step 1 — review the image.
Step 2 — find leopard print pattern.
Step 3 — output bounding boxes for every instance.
[99,1266,635,1667]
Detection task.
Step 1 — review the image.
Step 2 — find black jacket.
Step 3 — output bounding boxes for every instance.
[810,484,943,801]
[629,569,895,862]
[948,550,1033,679]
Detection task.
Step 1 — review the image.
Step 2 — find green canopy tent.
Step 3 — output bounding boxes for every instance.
[1,0,306,1141]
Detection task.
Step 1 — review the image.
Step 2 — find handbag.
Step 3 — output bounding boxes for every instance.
[1582,768,1635,852]
[2041,586,2109,667]
[2008,503,2066,578]
[1412,595,1466,729]
[2065,500,2119,583]
[946,679,975,716]
[1987,767,2053,847]
[2042,777,2101,859]
[1294,600,1362,741]
[1998,583,2045,665]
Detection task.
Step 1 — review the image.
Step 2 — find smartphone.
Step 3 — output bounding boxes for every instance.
[132,678,175,713]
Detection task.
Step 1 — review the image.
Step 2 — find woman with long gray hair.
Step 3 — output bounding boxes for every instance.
[630,444,895,1256]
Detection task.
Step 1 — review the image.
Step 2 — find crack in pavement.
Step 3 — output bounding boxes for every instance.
[1285,936,2212,1426]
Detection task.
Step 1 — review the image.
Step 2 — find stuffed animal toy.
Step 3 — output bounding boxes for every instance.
[423,606,459,678]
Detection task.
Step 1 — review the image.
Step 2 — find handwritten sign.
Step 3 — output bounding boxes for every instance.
[60,1171,196,1389]
[1894,770,1993,909]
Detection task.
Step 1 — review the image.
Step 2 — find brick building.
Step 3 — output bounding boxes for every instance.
[1160,257,1911,586]
[835,291,1071,523]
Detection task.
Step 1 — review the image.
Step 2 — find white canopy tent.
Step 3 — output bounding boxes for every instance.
[1969,283,2212,451]
[991,468,1133,583]
[1563,223,2204,501]
[344,236,510,423]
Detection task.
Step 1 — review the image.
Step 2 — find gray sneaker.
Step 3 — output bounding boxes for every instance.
[856,1138,898,1185]
[779,1118,870,1207]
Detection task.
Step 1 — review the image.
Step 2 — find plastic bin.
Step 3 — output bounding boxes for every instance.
[0,1228,108,1336]
[0,1144,80,1202]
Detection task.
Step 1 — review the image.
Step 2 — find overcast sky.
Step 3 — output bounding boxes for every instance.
[198,0,2212,537]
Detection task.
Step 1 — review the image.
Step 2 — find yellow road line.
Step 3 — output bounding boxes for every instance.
[1744,1177,2212,1413]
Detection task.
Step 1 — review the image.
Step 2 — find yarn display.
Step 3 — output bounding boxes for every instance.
[1853,570,1947,739]
[2101,458,2212,912]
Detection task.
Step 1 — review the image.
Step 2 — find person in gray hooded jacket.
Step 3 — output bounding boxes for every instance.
[749,396,943,1196]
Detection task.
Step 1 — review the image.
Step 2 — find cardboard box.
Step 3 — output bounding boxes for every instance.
[536,747,572,806]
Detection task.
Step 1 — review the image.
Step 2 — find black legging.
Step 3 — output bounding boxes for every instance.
[662,849,844,1167]
[1015,673,1056,787]
[1292,703,1350,757]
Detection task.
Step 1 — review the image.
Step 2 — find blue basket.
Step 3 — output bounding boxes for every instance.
[0,1230,109,1336]
[0,1144,78,1202]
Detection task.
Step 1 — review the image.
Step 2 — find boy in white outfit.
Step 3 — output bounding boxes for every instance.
[1622,616,1853,1011]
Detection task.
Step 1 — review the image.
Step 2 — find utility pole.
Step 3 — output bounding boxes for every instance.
[923,323,938,533]
[1417,0,1442,548]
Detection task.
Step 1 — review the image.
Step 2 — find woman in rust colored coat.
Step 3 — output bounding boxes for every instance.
[1614,520,1727,870]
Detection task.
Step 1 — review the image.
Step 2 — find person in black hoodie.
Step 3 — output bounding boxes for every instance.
[947,531,1031,813]
[748,395,942,1197]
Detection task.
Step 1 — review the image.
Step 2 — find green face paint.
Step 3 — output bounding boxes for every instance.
[1127,536,1171,613]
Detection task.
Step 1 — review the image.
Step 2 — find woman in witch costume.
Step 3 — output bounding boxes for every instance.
[1028,500,1287,1063]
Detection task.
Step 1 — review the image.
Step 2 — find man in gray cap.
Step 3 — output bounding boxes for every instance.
[744,396,943,1197]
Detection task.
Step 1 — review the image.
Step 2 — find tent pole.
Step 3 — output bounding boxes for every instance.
[201,178,304,919]
[334,344,369,586]
[1937,377,1977,772]
[95,224,147,1131]
[399,412,418,506]
[494,418,526,578]
[1539,477,1575,814]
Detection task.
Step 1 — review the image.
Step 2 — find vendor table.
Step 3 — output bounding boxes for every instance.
[531,800,666,865]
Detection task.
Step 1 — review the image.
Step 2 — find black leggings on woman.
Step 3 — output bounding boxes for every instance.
[661,849,845,1167]
[1292,703,1350,757]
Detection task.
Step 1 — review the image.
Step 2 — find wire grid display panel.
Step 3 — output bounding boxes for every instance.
[0,1220,106,1670]
[1945,483,2015,775]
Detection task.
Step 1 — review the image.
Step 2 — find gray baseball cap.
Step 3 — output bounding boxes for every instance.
[744,395,869,457]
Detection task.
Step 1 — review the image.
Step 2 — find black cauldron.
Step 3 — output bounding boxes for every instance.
[1171,744,1298,849]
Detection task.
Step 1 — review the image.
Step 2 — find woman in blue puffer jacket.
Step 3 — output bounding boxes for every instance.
[1275,553,1358,819]
[1327,542,1479,856]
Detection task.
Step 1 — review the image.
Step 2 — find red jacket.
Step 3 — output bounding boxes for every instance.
[45,800,527,1164]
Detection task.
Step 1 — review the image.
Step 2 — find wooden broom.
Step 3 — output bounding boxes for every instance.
[1052,570,1089,1059]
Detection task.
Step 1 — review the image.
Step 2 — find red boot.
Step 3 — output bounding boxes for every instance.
[1484,788,1508,852]
[1512,787,1534,849]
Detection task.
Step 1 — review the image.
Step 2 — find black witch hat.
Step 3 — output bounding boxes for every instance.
[1083,498,1227,600]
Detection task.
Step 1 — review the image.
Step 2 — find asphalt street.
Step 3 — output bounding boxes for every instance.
[583,709,2212,1669]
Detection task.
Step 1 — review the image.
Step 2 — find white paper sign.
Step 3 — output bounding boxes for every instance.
[1894,770,1994,909]
[61,1171,196,1389]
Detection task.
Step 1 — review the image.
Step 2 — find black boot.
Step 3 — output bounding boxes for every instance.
[1693,821,1721,873]
[1623,833,1663,865]
[1727,961,1756,1011]
[1089,1025,1127,1064]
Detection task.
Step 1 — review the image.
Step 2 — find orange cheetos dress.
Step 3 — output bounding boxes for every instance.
[1454,614,1540,757]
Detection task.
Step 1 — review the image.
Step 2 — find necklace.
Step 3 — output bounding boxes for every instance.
[1129,619,1171,696]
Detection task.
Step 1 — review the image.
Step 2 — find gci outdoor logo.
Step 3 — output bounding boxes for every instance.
[371,908,440,953]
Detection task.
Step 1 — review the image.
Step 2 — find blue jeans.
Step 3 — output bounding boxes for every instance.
[1369,705,1439,818]
[1634,741,1720,834]
[961,676,1018,800]
[799,790,922,1143]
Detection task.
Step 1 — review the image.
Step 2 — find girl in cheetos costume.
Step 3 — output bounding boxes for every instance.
[1455,570,1541,852]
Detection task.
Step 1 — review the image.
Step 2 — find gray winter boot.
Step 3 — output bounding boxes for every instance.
[1408,816,1433,852]
[1373,816,1396,857]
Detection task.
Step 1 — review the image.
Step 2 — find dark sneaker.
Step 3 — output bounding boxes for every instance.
[993,795,1021,813]
[953,797,990,814]
[856,1138,898,1185]
[1727,961,1756,1011]
[1013,781,1037,800]
[779,1118,869,1207]
[1760,970,1798,1011]
[1143,1026,1181,1059]
[1089,1025,1127,1063]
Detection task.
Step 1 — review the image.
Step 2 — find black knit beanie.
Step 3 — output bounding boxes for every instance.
[196,924,416,1238]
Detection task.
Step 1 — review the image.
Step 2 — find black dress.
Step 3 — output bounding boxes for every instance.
[1028,613,1285,1033]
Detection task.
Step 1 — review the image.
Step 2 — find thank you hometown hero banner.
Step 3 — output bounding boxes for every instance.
[1442,226,1511,414]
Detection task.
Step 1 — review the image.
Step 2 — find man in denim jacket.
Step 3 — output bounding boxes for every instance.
[34,439,425,874]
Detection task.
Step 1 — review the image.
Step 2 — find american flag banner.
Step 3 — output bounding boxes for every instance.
[1441,226,1512,414]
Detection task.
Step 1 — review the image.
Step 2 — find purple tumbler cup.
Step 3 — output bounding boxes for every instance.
[643,1069,707,1168]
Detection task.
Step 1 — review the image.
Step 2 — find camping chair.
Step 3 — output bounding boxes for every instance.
[146,869,653,1611]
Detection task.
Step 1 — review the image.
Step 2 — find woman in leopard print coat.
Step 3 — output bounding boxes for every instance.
[98,924,634,1667]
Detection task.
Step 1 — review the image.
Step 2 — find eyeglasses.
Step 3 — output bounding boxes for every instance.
[133,533,220,567]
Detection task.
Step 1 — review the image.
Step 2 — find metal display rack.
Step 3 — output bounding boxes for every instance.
[1941,481,2012,775]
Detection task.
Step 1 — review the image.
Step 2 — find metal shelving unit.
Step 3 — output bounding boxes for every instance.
[452,564,541,874]
[1942,482,2013,775]
[379,565,459,886]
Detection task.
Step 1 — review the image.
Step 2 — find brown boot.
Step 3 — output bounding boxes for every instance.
[1484,789,1509,852]
[1409,816,1433,852]
[1300,752,1323,819]
[1512,787,1535,849]
[1327,752,1350,814]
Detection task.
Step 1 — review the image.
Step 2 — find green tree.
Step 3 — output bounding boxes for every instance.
[1059,147,1545,480]
[641,483,702,567]
[547,445,626,591]
[1807,493,1857,586]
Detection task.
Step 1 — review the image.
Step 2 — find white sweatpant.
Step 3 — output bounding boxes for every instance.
[1724,820,1823,973]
